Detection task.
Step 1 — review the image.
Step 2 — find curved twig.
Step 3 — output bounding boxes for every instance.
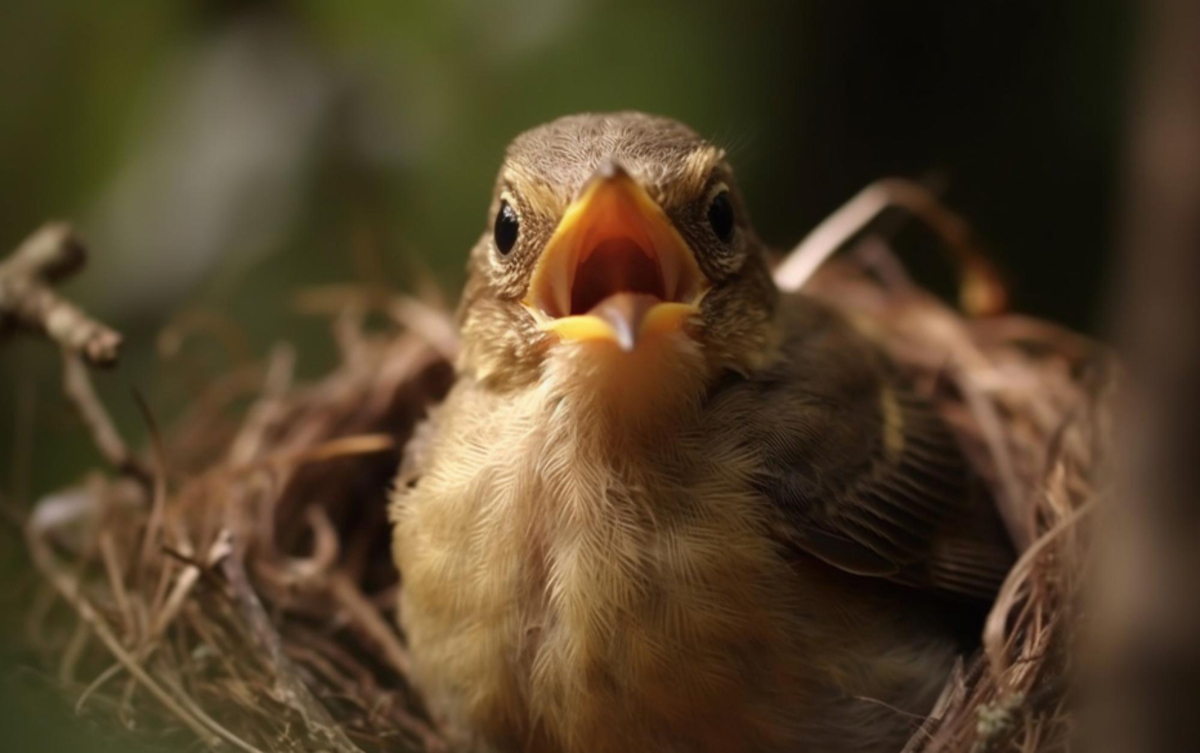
[0,223,122,365]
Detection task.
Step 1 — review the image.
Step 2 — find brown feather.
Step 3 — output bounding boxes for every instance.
[706,293,1013,600]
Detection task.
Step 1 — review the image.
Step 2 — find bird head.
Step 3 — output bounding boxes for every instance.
[458,112,779,395]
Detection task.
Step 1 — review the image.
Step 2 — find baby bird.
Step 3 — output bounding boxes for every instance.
[390,112,1012,753]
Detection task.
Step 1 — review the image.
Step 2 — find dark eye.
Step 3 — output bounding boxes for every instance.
[707,190,735,242]
[494,200,519,255]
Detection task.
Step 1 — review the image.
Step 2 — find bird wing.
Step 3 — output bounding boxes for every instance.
[707,294,1013,600]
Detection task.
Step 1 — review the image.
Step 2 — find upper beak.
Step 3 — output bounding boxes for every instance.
[523,161,708,351]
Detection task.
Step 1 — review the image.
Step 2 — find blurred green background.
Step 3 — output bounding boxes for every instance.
[0,0,1128,748]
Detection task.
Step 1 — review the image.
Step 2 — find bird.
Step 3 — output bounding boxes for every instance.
[389,112,1013,753]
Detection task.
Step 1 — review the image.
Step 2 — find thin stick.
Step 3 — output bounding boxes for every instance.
[99,531,135,642]
[157,672,267,753]
[151,530,233,639]
[133,389,169,591]
[329,571,412,678]
[955,364,1031,551]
[220,540,362,752]
[773,178,1005,316]
[60,351,152,485]
[76,660,130,714]
[58,617,91,685]
[228,434,396,478]
[226,343,296,466]
[984,502,1093,676]
[25,525,222,748]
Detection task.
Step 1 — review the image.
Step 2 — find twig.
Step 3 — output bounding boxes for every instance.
[328,571,412,678]
[25,521,223,748]
[61,351,152,485]
[773,178,1006,316]
[0,222,122,365]
[984,502,1093,676]
[228,434,396,478]
[58,617,91,685]
[954,363,1031,552]
[261,505,341,585]
[99,531,136,642]
[156,672,267,753]
[220,537,362,753]
[76,659,136,715]
[150,557,202,643]
[133,389,169,589]
[226,343,296,466]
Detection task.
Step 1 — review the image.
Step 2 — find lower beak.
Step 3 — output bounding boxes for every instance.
[523,162,707,351]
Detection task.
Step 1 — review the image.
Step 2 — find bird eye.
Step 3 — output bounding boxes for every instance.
[707,190,735,242]
[494,200,519,255]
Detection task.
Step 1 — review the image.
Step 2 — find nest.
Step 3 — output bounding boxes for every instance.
[9,192,1112,752]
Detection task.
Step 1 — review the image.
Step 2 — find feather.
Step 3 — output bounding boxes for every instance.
[706,293,1014,601]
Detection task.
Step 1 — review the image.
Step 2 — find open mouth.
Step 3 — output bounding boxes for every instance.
[524,163,708,350]
[570,237,664,315]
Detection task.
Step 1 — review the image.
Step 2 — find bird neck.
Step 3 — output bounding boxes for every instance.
[539,331,710,447]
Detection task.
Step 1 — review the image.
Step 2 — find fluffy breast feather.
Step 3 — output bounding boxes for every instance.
[391,334,957,753]
[393,339,809,752]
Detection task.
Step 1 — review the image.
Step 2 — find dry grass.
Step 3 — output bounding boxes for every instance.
[11,205,1112,751]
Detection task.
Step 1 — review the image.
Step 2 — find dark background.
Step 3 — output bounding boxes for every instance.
[0,1,1130,749]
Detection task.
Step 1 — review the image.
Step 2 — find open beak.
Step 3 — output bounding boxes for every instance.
[524,161,708,351]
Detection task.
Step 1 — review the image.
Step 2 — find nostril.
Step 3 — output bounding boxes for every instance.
[570,238,665,316]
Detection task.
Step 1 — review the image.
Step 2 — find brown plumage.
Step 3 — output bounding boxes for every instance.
[390,112,1012,753]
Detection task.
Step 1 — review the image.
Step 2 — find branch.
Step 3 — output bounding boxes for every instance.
[0,222,151,486]
[0,222,122,365]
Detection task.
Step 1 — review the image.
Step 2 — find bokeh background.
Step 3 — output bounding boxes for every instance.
[0,1,1129,749]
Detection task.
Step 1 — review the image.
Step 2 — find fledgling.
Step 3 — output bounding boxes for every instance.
[390,112,1012,753]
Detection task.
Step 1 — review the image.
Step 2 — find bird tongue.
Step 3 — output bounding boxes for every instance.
[587,293,663,351]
